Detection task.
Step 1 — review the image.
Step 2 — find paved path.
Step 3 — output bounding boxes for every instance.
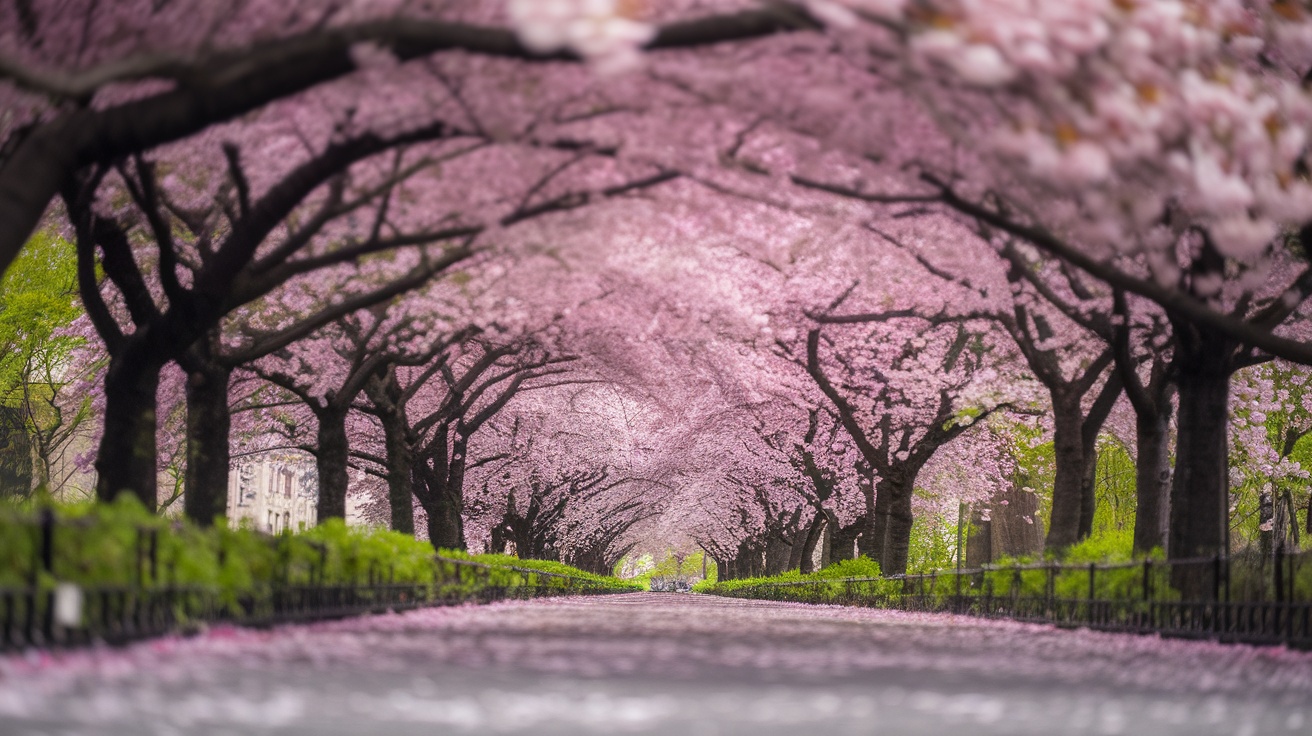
[2,593,1311,735]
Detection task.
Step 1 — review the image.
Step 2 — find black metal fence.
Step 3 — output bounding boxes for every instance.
[0,512,632,652]
[708,549,1312,649]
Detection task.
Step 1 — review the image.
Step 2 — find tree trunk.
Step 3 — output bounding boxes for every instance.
[314,403,351,523]
[831,519,861,563]
[799,512,824,574]
[787,513,808,571]
[857,469,879,560]
[377,406,415,535]
[1077,444,1098,540]
[867,474,896,567]
[986,483,1044,560]
[95,354,163,510]
[425,492,464,550]
[424,436,468,550]
[1169,362,1229,559]
[1133,409,1172,554]
[749,544,765,577]
[1045,393,1086,551]
[966,505,992,568]
[1281,489,1299,550]
[1169,330,1232,597]
[1306,492,1312,539]
[184,361,232,526]
[1259,486,1275,559]
[0,405,33,499]
[869,468,918,576]
[365,369,415,535]
[764,529,792,575]
[819,509,835,569]
[883,476,915,576]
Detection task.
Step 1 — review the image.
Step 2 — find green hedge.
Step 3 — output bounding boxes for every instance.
[697,557,901,601]
[0,497,638,614]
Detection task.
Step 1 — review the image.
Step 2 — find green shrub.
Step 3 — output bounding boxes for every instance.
[0,498,637,615]
[698,556,900,601]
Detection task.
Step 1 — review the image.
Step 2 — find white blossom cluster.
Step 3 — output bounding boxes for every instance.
[815,1,1312,270]
[507,0,655,73]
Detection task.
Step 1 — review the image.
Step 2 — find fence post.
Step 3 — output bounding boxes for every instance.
[1224,551,1231,605]
[1046,562,1056,614]
[134,527,144,588]
[148,529,158,585]
[1088,562,1096,618]
[39,509,54,580]
[954,566,962,611]
[1275,544,1285,604]
[37,509,55,643]
[1011,566,1021,611]
[1212,553,1222,602]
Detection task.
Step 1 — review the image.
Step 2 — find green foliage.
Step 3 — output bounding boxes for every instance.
[974,528,1169,601]
[981,555,1048,598]
[463,552,641,589]
[423,551,640,597]
[0,230,81,388]
[812,556,882,578]
[701,529,1187,608]
[906,501,960,573]
[696,556,900,601]
[1062,526,1138,564]
[1091,439,1137,537]
[620,550,712,587]
[0,498,638,615]
[0,230,94,498]
[1005,421,1055,528]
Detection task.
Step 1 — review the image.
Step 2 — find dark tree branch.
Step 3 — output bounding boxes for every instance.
[920,174,1312,365]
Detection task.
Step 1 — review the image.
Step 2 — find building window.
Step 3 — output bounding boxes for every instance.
[282,470,294,498]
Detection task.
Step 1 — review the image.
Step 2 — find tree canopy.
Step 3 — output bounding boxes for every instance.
[3,1,1312,580]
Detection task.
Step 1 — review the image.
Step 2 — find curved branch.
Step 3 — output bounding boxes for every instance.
[0,4,822,277]
[922,174,1312,365]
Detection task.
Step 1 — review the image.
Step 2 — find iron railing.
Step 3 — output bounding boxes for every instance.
[0,511,633,651]
[707,549,1312,648]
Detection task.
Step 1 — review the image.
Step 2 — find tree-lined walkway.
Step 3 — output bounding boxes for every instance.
[2,594,1310,735]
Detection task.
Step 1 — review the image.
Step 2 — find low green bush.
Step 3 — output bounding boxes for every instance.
[702,545,1188,608]
[0,497,637,614]
[429,551,640,596]
[697,557,900,602]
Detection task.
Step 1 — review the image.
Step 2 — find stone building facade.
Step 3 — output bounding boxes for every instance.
[227,455,318,533]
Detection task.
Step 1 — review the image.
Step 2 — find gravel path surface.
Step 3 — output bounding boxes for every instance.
[2,593,1311,735]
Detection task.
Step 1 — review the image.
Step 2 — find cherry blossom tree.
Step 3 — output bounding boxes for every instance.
[800,309,1011,575]
[0,0,824,275]
[62,119,483,509]
[1230,358,1312,551]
